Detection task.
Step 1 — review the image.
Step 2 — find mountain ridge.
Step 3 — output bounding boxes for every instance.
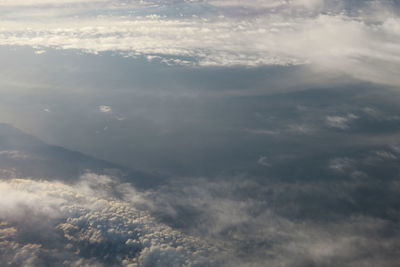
[0,123,161,188]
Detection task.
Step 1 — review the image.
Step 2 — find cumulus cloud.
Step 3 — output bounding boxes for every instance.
[0,163,400,266]
[0,0,399,85]
[0,174,222,266]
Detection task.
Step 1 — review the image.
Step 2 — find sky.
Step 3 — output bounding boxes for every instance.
[0,0,400,266]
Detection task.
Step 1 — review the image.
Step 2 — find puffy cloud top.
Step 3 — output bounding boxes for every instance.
[0,174,223,266]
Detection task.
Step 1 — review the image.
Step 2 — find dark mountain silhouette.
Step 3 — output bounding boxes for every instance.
[0,123,161,188]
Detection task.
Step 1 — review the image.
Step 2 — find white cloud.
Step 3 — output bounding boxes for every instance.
[34,49,46,55]
[209,0,325,9]
[0,0,106,6]
[0,171,399,266]
[0,1,399,86]
[0,174,222,266]
[146,178,400,267]
[325,113,359,129]
[98,105,112,113]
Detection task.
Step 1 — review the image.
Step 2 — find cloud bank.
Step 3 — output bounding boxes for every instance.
[0,173,222,266]
[0,0,399,85]
[143,175,400,267]
[1,142,400,267]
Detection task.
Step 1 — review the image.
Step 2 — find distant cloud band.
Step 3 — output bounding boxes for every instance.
[0,1,399,84]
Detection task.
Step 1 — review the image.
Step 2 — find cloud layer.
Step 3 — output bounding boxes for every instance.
[145,175,400,267]
[1,139,400,267]
[0,0,399,85]
[0,173,222,266]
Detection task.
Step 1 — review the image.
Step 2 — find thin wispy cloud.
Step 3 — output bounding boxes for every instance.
[325,113,359,130]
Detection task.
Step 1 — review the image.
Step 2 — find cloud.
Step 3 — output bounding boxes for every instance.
[0,0,107,6]
[145,175,400,267]
[257,156,271,167]
[325,113,359,129]
[0,1,399,86]
[98,105,127,122]
[0,150,30,160]
[208,0,326,10]
[328,157,354,173]
[374,150,397,160]
[0,174,222,266]
[0,161,400,266]
[98,105,112,113]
